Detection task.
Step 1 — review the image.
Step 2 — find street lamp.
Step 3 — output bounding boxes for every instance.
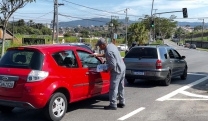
[110,15,119,42]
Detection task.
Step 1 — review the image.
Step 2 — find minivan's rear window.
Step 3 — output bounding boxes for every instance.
[0,49,44,70]
[125,47,158,58]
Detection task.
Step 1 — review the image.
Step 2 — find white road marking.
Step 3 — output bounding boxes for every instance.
[118,107,145,121]
[156,76,208,101]
[167,99,208,101]
[187,73,207,76]
[180,90,208,98]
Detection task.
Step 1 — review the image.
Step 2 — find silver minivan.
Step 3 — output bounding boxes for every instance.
[124,45,188,86]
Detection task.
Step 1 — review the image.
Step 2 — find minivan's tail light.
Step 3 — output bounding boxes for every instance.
[156,60,162,69]
[27,70,49,82]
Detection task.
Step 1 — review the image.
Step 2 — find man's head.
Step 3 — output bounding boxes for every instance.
[132,41,137,46]
[95,38,107,50]
[112,39,116,45]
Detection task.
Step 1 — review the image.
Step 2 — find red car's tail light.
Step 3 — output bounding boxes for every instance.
[27,70,49,82]
[156,60,162,69]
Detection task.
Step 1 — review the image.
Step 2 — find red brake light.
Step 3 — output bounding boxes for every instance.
[156,60,162,69]
[17,47,24,50]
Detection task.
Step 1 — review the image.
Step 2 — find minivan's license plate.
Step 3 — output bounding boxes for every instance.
[133,71,144,75]
[0,80,15,88]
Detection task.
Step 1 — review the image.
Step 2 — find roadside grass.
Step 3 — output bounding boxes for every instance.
[120,51,125,57]
[196,48,208,52]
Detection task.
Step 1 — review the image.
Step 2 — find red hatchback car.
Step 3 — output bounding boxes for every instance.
[0,45,110,121]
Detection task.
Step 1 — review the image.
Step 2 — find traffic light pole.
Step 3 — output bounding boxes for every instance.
[154,10,182,15]
[150,0,154,45]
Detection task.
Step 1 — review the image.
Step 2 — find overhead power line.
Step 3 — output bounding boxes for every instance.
[59,13,109,24]
[62,0,142,17]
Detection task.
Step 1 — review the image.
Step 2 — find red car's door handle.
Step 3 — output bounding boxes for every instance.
[86,72,89,75]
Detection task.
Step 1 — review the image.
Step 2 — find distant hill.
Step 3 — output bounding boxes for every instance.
[59,18,207,28]
[59,18,136,27]
[177,22,208,27]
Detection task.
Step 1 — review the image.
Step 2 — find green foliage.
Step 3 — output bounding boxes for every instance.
[80,30,89,38]
[107,19,122,33]
[141,17,177,39]
[151,40,163,44]
[128,22,149,46]
[7,21,52,35]
[63,32,71,37]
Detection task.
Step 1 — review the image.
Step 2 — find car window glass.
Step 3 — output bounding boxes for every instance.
[167,49,175,59]
[172,50,181,59]
[0,49,44,70]
[125,47,158,59]
[77,50,101,68]
[159,47,167,60]
[52,50,78,68]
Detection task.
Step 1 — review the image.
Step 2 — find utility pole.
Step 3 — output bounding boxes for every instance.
[110,15,113,41]
[53,0,64,44]
[52,1,55,44]
[12,17,14,42]
[124,8,129,49]
[202,18,204,48]
[153,9,157,41]
[110,15,119,42]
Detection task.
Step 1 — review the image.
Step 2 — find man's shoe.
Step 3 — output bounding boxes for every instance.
[104,105,117,110]
[117,103,125,108]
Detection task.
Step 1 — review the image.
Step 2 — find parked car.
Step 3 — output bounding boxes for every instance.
[84,43,92,49]
[189,44,196,49]
[179,43,183,46]
[0,45,110,121]
[118,44,128,51]
[124,45,188,86]
[61,43,93,53]
[184,43,190,48]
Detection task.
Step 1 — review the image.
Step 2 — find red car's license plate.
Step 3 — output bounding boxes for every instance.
[0,80,15,88]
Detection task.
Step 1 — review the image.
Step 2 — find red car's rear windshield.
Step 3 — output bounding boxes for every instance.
[0,49,44,70]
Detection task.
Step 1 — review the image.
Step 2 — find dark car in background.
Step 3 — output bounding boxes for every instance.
[61,43,94,53]
[124,45,188,86]
[189,44,196,49]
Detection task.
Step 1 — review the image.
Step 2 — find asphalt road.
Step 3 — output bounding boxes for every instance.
[1,40,208,121]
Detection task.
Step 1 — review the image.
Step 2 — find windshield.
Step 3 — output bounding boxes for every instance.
[0,49,44,70]
[125,47,158,59]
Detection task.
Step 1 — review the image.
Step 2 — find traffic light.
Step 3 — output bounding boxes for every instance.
[182,8,188,18]
[151,20,154,28]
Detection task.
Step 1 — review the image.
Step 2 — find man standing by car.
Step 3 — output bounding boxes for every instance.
[94,38,126,110]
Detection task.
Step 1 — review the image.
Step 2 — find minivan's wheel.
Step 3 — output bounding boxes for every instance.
[162,71,171,86]
[180,67,187,80]
[44,92,67,121]
[0,105,14,113]
[127,79,135,84]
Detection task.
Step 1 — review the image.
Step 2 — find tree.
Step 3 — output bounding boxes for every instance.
[17,19,25,26]
[140,17,177,39]
[128,22,149,45]
[107,19,122,33]
[63,32,71,37]
[194,25,202,31]
[80,30,89,38]
[28,20,34,26]
[0,0,36,57]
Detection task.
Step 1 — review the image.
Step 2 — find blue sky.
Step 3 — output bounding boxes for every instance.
[4,0,208,24]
